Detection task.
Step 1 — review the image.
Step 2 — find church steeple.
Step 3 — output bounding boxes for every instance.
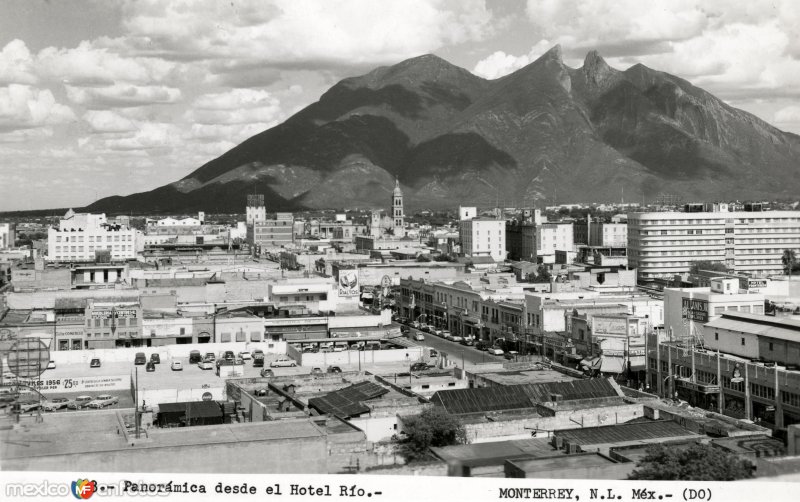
[391,177,404,231]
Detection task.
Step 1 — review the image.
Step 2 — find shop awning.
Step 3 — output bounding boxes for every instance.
[600,356,625,374]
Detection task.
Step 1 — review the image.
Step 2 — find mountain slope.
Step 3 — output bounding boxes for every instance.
[87,47,800,214]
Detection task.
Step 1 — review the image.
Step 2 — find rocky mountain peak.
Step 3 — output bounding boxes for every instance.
[582,50,615,84]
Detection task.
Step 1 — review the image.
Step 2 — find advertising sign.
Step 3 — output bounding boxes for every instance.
[91,309,137,319]
[682,298,709,322]
[16,374,129,393]
[338,269,360,297]
[739,277,768,291]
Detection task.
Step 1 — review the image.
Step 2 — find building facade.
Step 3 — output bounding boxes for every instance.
[391,178,404,231]
[628,206,800,280]
[0,222,16,249]
[47,210,142,262]
[459,218,506,262]
[248,213,294,251]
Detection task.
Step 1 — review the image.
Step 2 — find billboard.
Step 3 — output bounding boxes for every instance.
[682,298,709,322]
[739,277,768,291]
[338,269,360,297]
[16,374,129,393]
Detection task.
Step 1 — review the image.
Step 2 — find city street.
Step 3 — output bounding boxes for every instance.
[402,327,505,366]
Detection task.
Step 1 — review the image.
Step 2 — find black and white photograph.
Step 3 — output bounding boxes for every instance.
[0,1,798,500]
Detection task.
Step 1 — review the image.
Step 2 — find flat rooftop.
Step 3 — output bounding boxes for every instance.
[432,438,562,467]
[0,411,347,461]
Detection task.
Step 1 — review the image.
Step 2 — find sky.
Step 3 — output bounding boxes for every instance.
[0,0,798,211]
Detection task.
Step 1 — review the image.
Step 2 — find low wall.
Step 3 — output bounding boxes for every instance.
[48,341,287,365]
[138,386,226,407]
[299,347,424,367]
[464,402,646,443]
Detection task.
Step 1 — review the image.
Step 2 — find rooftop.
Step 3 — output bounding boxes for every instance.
[554,420,699,447]
[706,312,800,342]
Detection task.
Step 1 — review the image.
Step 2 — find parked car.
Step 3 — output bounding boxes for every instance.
[89,358,101,368]
[414,333,425,341]
[450,336,464,343]
[410,362,430,372]
[488,348,504,356]
[302,346,318,353]
[251,349,264,359]
[197,359,214,370]
[442,331,453,340]
[189,350,202,364]
[67,395,93,410]
[311,367,323,376]
[270,358,297,368]
[42,397,70,411]
[145,361,156,372]
[460,337,475,346]
[204,352,216,362]
[16,400,41,413]
[429,349,439,358]
[332,344,347,352]
[475,341,489,351]
[46,360,56,370]
[504,351,519,361]
[327,366,342,374]
[433,328,444,337]
[238,351,252,361]
[252,355,264,367]
[87,394,119,409]
[134,352,146,365]
[170,360,183,371]
[150,353,160,364]
[260,368,275,378]
[400,326,410,334]
[410,321,420,329]
[222,351,235,361]
[419,323,429,332]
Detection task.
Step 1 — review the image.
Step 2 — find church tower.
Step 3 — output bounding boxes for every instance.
[392,177,404,231]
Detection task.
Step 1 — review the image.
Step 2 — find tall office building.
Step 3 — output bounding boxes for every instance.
[628,204,800,280]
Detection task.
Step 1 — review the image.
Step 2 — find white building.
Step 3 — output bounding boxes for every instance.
[459,217,506,262]
[663,279,765,344]
[628,207,800,280]
[0,222,15,249]
[589,222,627,247]
[536,222,574,263]
[153,216,202,227]
[47,210,143,262]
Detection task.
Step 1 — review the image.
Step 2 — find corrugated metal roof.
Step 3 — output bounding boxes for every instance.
[431,378,620,415]
[554,420,696,446]
[157,401,222,418]
[307,381,389,418]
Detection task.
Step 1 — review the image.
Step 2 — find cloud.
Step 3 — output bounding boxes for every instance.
[37,41,178,86]
[0,84,76,132]
[0,39,38,85]
[472,40,554,79]
[118,0,494,70]
[66,83,182,108]
[82,110,138,133]
[185,88,283,125]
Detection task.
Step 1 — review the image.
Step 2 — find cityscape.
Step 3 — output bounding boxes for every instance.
[1,0,800,496]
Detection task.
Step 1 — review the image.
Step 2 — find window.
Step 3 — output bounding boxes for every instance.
[179,327,185,335]
[741,337,745,346]
[714,332,719,341]
[769,342,774,351]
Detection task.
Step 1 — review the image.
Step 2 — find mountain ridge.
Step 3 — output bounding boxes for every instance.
[85,47,800,214]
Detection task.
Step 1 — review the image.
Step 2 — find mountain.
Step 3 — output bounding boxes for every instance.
[86,47,800,214]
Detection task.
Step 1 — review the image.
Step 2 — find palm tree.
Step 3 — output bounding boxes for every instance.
[782,249,797,278]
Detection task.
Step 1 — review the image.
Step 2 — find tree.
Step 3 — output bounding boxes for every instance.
[415,254,432,262]
[782,249,798,277]
[628,443,754,481]
[399,407,467,461]
[532,265,552,283]
[689,261,728,275]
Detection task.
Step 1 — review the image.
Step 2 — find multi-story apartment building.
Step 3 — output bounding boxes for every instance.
[47,210,142,262]
[536,222,574,263]
[459,207,506,262]
[628,204,800,280]
[248,213,294,251]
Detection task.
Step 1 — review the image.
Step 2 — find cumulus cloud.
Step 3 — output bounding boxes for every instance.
[0,84,76,132]
[37,41,178,86]
[0,40,38,85]
[119,0,494,69]
[473,40,554,79]
[82,110,138,133]
[185,88,283,125]
[66,83,182,108]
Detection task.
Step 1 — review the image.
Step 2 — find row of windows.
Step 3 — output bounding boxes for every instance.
[55,245,132,252]
[87,318,139,327]
[635,218,800,225]
[55,234,133,243]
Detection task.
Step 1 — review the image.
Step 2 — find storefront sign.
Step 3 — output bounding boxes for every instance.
[739,278,768,291]
[682,298,709,322]
[676,378,720,394]
[91,309,137,319]
[338,269,360,297]
[16,374,128,393]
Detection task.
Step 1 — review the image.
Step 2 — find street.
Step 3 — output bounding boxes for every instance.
[402,327,505,366]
